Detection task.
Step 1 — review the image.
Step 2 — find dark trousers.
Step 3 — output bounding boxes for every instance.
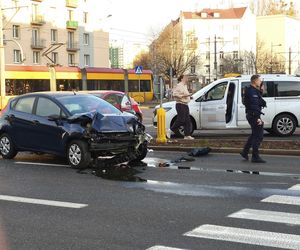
[243,114,264,158]
[171,103,191,136]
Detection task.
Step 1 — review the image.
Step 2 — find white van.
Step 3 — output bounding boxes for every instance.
[153,75,300,137]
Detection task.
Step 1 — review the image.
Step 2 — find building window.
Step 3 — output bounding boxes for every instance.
[233,25,239,31]
[12,25,20,39]
[233,37,239,46]
[68,31,74,46]
[51,29,57,43]
[32,28,39,45]
[205,65,210,74]
[52,52,58,64]
[68,10,74,21]
[68,53,75,66]
[33,51,40,64]
[83,33,89,45]
[219,65,224,75]
[84,54,90,66]
[83,12,88,23]
[191,65,195,74]
[32,4,39,17]
[233,51,239,59]
[219,51,224,59]
[206,51,210,60]
[13,50,21,63]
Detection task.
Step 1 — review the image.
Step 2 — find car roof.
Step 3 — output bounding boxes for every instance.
[86,90,125,95]
[15,91,92,99]
[226,74,300,81]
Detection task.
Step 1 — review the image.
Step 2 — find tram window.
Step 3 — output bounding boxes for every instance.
[128,80,151,92]
[5,79,50,95]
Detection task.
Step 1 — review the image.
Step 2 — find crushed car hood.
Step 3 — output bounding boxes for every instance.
[68,111,143,133]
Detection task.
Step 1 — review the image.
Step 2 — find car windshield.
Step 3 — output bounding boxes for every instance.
[57,94,121,115]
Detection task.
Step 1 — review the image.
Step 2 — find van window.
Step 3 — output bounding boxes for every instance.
[241,81,275,98]
[274,81,300,97]
[205,82,227,101]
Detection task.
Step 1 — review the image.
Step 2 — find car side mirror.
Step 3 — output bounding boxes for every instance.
[48,114,61,121]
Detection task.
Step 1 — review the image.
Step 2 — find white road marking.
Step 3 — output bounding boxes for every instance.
[15,161,68,167]
[288,184,300,191]
[0,195,87,208]
[262,195,300,206]
[184,224,300,249]
[146,246,188,250]
[228,208,300,225]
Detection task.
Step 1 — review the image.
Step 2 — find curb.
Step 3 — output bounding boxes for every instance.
[148,146,300,157]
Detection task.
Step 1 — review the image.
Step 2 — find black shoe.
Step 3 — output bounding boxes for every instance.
[251,157,266,163]
[240,152,249,161]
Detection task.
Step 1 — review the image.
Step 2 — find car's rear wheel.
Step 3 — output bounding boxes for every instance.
[0,133,18,159]
[67,140,91,169]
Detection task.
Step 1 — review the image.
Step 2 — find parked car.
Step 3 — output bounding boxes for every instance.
[86,90,143,122]
[153,74,300,137]
[0,92,150,169]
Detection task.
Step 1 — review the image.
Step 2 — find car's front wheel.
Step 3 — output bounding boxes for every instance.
[67,140,91,169]
[134,141,148,161]
[0,133,18,159]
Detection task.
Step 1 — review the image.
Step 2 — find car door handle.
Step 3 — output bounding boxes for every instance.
[32,120,40,125]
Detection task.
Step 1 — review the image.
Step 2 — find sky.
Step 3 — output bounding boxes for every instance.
[102,0,300,45]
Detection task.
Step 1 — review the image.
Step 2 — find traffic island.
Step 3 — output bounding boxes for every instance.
[149,139,300,156]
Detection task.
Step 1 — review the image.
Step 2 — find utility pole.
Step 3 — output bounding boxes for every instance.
[0,0,6,108]
[289,47,292,75]
[214,34,217,80]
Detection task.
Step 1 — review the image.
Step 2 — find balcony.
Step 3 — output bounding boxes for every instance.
[66,42,79,52]
[66,0,78,8]
[66,20,78,30]
[31,15,45,25]
[31,0,43,2]
[31,39,46,49]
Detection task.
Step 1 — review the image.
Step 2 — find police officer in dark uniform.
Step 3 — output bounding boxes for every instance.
[240,74,267,163]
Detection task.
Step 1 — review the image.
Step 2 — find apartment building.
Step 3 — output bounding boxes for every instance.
[2,0,109,68]
[257,15,300,75]
[180,7,256,83]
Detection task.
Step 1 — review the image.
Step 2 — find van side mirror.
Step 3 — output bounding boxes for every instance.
[48,114,61,121]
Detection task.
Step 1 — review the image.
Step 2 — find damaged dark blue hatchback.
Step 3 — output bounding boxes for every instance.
[0,92,151,169]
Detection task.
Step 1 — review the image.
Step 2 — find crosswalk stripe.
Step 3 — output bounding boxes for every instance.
[0,195,88,208]
[288,184,300,191]
[184,224,300,249]
[262,195,300,206]
[146,246,187,250]
[228,208,300,225]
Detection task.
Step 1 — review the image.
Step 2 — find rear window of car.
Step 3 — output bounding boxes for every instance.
[57,95,121,115]
[14,97,35,114]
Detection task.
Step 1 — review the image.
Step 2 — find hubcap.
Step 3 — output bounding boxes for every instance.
[69,144,81,166]
[0,137,11,155]
[277,117,294,135]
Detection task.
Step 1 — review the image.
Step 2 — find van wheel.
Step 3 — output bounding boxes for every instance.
[0,133,18,159]
[171,117,195,137]
[67,140,91,169]
[272,114,296,136]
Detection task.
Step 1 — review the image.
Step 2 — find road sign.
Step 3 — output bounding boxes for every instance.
[135,66,143,74]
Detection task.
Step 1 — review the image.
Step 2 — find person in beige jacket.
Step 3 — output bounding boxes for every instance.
[170,74,194,140]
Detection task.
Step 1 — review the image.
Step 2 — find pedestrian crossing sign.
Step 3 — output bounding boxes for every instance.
[135,66,143,74]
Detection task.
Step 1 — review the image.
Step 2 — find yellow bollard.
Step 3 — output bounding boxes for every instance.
[156,107,167,143]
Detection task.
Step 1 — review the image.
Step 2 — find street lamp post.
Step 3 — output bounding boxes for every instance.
[271,42,282,74]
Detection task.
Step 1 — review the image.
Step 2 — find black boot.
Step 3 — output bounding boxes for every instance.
[251,156,266,163]
[240,151,249,161]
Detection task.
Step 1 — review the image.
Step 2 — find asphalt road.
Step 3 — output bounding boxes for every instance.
[142,108,300,140]
[1,151,300,250]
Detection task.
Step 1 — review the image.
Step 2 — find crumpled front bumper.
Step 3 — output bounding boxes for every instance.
[88,132,152,154]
